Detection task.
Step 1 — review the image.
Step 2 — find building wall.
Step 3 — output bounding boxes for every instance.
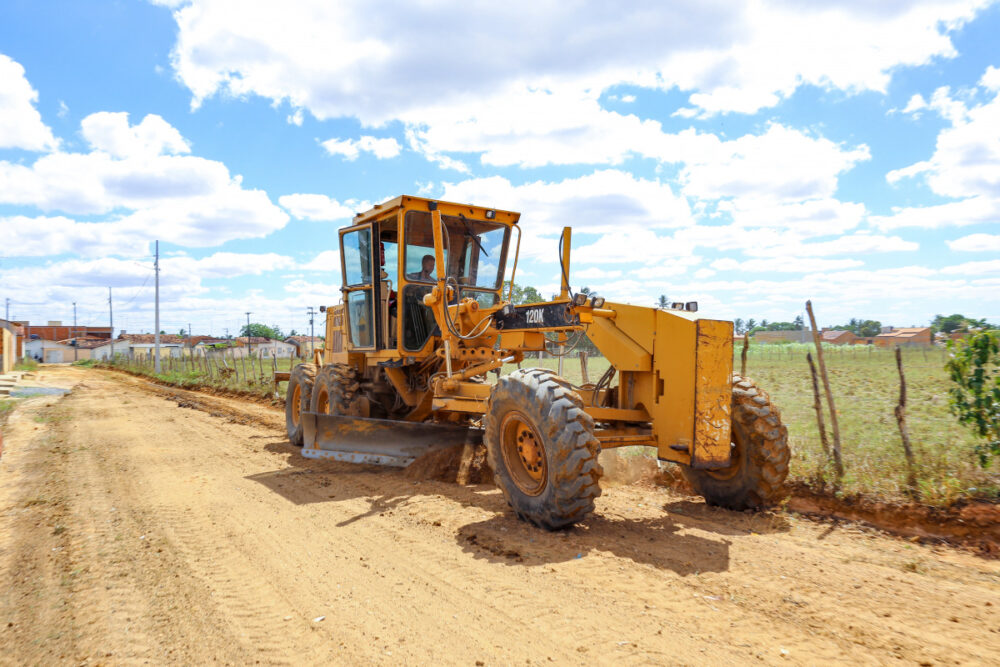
[0,327,14,373]
[24,325,112,341]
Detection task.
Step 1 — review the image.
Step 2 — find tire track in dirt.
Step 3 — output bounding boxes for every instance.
[3,366,999,666]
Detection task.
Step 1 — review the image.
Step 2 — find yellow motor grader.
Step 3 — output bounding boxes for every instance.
[281,195,789,529]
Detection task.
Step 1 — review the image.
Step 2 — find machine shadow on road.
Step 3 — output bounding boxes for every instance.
[244,440,758,576]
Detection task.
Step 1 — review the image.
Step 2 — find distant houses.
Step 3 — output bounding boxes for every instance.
[873,327,933,348]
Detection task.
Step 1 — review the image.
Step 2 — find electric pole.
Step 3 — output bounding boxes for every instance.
[188,322,192,354]
[307,306,316,356]
[245,311,252,349]
[73,301,78,361]
[4,297,9,321]
[154,240,161,373]
[108,287,114,358]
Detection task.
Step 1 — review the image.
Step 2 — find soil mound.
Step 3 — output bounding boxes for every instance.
[404,443,492,483]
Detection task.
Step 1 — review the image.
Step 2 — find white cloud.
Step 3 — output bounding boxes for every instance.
[440,170,693,239]
[321,135,401,161]
[711,257,864,273]
[0,215,149,257]
[947,233,1000,252]
[0,112,287,251]
[162,0,988,123]
[278,193,363,221]
[81,111,190,158]
[162,252,296,278]
[939,259,1000,275]
[0,53,58,151]
[301,250,342,271]
[901,93,927,115]
[879,67,1000,230]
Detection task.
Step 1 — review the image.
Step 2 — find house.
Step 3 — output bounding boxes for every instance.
[238,337,297,358]
[752,330,812,344]
[821,329,857,345]
[116,333,186,358]
[21,321,113,343]
[874,327,934,348]
[24,338,77,363]
[285,335,324,357]
[0,319,23,374]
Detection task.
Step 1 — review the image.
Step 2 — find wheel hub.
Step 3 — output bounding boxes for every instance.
[500,412,548,496]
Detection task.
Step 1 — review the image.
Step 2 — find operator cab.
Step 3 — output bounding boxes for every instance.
[337,196,519,357]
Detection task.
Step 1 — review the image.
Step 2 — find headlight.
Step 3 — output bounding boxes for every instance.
[590,295,605,308]
[685,301,698,312]
[671,302,684,310]
[573,292,588,306]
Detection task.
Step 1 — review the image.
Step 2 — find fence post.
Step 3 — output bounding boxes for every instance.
[740,334,749,377]
[894,347,919,498]
[806,300,844,484]
[579,350,590,384]
[806,352,833,479]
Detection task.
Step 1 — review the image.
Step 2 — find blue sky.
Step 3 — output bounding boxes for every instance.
[1,0,999,337]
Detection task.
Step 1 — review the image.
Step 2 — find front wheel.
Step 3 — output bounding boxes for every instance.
[484,368,603,530]
[285,363,317,446]
[681,374,790,510]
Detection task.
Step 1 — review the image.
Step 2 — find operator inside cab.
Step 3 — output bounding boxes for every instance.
[407,254,436,282]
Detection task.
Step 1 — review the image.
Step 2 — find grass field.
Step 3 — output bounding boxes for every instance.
[505,345,999,505]
[94,343,998,505]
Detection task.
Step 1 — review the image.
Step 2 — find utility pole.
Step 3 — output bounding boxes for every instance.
[154,240,161,373]
[224,327,229,339]
[188,322,192,355]
[245,311,252,349]
[4,297,9,321]
[108,287,114,358]
[307,306,316,356]
[73,301,78,361]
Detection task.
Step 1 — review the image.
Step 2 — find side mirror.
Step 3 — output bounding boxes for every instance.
[319,305,327,313]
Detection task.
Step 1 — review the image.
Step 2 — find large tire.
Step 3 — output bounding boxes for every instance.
[285,363,317,446]
[484,368,603,530]
[311,364,368,416]
[682,374,790,510]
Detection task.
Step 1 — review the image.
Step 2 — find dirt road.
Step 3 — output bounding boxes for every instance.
[1,367,998,665]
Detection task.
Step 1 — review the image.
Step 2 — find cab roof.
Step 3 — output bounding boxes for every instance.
[350,195,521,227]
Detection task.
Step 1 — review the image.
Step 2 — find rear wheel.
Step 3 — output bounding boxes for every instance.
[681,374,790,510]
[285,363,317,446]
[484,368,603,530]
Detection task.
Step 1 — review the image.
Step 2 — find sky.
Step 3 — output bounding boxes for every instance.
[1,0,999,337]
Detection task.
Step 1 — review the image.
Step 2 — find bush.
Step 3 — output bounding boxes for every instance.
[14,359,38,371]
[946,331,1000,466]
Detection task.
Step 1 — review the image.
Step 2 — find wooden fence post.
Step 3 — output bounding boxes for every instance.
[579,350,590,384]
[806,300,844,483]
[894,347,919,498]
[806,352,833,476]
[740,334,749,377]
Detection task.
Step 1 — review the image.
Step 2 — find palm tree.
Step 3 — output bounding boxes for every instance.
[734,318,745,335]
[657,294,669,309]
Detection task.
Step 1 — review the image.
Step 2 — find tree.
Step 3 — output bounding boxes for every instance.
[657,295,669,309]
[578,286,593,296]
[793,315,804,330]
[289,329,299,336]
[240,323,284,340]
[858,320,882,337]
[178,328,187,337]
[733,318,745,335]
[745,318,757,332]
[503,281,544,305]
[945,331,1000,466]
[933,313,989,334]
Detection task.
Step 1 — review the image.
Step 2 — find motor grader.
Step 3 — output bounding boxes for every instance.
[281,195,789,529]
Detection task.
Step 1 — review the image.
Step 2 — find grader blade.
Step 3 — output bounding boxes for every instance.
[301,412,480,467]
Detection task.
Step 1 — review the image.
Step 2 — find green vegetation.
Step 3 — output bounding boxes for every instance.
[97,352,303,399]
[945,331,1000,466]
[932,313,993,334]
[0,399,14,420]
[71,359,98,367]
[239,322,285,340]
[14,358,38,371]
[503,281,543,305]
